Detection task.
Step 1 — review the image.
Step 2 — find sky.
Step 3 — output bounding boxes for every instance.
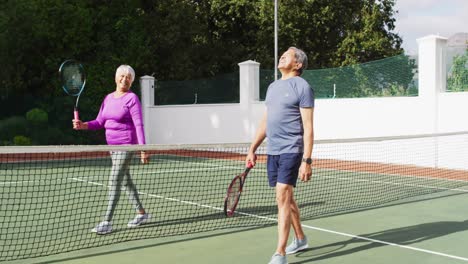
[393,0,468,54]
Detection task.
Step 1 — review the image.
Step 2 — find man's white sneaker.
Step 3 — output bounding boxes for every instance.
[285,236,308,255]
[268,253,287,264]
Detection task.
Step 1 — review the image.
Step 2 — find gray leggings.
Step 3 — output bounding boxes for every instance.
[104,151,144,221]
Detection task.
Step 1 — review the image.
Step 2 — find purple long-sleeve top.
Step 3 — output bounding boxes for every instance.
[87,91,146,145]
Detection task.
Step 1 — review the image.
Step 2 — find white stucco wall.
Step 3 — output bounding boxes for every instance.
[140,35,467,145]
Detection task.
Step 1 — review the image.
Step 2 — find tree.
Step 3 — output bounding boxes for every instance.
[334,0,402,66]
[0,0,406,144]
[447,49,468,92]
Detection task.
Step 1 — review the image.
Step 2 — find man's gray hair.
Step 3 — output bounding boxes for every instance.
[115,65,135,83]
[288,47,308,75]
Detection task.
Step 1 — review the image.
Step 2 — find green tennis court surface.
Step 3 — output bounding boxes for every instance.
[7,186,468,264]
[1,134,468,263]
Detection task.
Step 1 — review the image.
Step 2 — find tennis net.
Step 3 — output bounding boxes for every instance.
[1,132,468,261]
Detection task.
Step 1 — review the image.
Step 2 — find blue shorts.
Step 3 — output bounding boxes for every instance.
[267,153,302,187]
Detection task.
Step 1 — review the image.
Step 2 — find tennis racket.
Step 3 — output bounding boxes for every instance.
[59,60,86,120]
[224,162,254,217]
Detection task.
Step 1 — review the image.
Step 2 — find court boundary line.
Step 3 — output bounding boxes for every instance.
[67,176,468,262]
[299,223,468,262]
[318,166,468,184]
[320,174,468,193]
[6,166,468,196]
[3,161,468,261]
[234,211,468,262]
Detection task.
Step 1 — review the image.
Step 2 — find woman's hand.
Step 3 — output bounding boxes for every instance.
[140,151,149,164]
[72,119,88,130]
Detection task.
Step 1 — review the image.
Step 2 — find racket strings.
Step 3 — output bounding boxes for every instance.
[60,62,85,96]
[226,179,242,210]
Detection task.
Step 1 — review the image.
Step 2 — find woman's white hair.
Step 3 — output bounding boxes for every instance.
[115,65,135,83]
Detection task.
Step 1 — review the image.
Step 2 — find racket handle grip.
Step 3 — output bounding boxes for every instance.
[74,109,79,120]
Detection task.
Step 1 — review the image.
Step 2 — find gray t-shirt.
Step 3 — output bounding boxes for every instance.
[265,76,315,155]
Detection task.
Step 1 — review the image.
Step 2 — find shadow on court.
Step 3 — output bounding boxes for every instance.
[34,225,270,264]
[290,220,468,263]
[110,201,324,234]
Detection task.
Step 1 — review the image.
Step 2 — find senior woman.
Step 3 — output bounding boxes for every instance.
[73,65,150,235]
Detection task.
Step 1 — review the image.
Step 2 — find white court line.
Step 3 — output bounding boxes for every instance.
[66,164,468,194]
[70,177,225,212]
[69,177,468,262]
[0,163,243,185]
[138,165,241,175]
[321,175,468,193]
[151,157,232,167]
[0,180,36,186]
[63,165,242,180]
[300,224,468,262]
[319,166,468,184]
[71,177,105,186]
[5,166,468,196]
[234,211,468,262]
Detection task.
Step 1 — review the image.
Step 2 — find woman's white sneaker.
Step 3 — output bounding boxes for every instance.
[127,213,151,227]
[91,221,113,235]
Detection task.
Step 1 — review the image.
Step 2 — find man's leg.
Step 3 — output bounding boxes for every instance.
[284,197,309,255]
[275,182,294,255]
[290,198,305,240]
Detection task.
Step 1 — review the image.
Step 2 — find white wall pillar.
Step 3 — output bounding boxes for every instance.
[139,75,155,144]
[417,35,448,135]
[238,60,260,108]
[238,60,262,141]
[417,35,448,98]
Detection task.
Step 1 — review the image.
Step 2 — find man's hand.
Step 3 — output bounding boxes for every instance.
[246,152,257,167]
[299,162,312,182]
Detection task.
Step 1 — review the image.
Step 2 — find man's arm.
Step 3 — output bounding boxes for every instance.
[246,112,267,167]
[299,107,314,181]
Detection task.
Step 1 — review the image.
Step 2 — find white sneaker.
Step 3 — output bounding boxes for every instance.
[127,213,151,228]
[285,236,309,255]
[268,253,288,264]
[91,221,112,235]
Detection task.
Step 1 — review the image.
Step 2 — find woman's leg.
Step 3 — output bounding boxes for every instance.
[123,152,145,213]
[103,151,129,221]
